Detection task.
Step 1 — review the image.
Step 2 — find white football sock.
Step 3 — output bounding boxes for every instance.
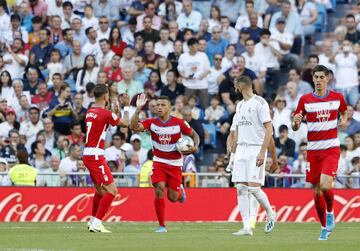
[248,187,274,217]
[236,184,250,230]
[89,216,94,224]
[91,217,102,228]
[249,193,260,223]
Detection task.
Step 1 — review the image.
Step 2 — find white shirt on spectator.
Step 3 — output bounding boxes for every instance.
[334,52,358,89]
[97,50,115,68]
[19,121,44,152]
[241,51,266,76]
[207,67,223,95]
[178,51,211,89]
[235,14,263,31]
[59,157,77,173]
[154,41,174,58]
[82,41,101,59]
[3,28,29,44]
[176,10,202,32]
[0,122,14,139]
[46,0,64,17]
[134,148,148,166]
[75,67,100,92]
[81,16,99,30]
[272,107,292,137]
[222,27,239,44]
[61,13,81,30]
[121,26,135,46]
[254,40,280,69]
[318,53,336,74]
[221,56,236,72]
[158,1,183,16]
[3,52,29,79]
[270,28,294,55]
[0,13,10,43]
[1,86,15,102]
[104,146,122,162]
[97,28,110,42]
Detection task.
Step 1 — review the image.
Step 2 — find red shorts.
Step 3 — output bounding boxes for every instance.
[83,155,114,186]
[151,162,182,191]
[306,148,340,185]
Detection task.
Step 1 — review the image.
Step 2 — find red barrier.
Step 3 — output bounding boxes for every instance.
[0,188,359,222]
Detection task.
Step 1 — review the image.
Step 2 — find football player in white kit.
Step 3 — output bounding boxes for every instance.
[227,76,277,236]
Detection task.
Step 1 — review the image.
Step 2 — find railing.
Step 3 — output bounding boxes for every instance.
[1,172,359,188]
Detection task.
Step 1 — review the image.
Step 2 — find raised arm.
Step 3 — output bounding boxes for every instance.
[116,94,130,128]
[129,93,147,132]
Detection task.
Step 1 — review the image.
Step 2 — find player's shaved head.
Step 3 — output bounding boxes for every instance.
[236,75,252,87]
[94,84,109,99]
[158,95,171,103]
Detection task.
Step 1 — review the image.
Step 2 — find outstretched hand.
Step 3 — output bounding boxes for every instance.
[136,93,147,110]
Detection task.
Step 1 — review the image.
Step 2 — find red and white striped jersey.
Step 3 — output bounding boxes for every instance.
[84,107,120,156]
[141,116,192,168]
[294,91,347,154]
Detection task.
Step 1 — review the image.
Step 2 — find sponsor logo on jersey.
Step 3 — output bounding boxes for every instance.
[112,113,118,121]
[159,134,172,144]
[316,110,331,122]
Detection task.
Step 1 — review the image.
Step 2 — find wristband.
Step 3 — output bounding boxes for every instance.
[124,106,130,112]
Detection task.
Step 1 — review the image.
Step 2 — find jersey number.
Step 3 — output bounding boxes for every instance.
[86,122,92,144]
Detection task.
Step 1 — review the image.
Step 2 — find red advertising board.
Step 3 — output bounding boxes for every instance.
[0,188,359,222]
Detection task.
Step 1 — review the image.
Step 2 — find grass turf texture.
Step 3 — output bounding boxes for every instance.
[0,222,358,251]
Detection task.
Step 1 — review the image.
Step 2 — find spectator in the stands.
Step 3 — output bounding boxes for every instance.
[295,0,317,36]
[136,1,161,31]
[71,18,87,46]
[205,95,226,124]
[96,16,111,41]
[288,68,312,95]
[46,83,76,135]
[272,95,292,137]
[206,25,229,65]
[154,28,174,58]
[117,66,143,100]
[105,132,126,162]
[19,105,43,151]
[3,38,28,80]
[1,129,22,167]
[176,0,202,32]
[235,0,263,31]
[284,81,301,111]
[52,135,69,160]
[178,38,211,109]
[29,140,51,171]
[31,82,53,111]
[67,121,84,146]
[275,124,296,159]
[40,117,57,153]
[82,4,99,30]
[75,54,99,93]
[8,149,38,186]
[29,28,53,70]
[135,16,160,43]
[0,108,19,140]
[134,55,151,85]
[109,26,127,57]
[302,54,318,88]
[220,16,238,45]
[82,26,101,58]
[183,105,205,154]
[347,156,360,188]
[98,38,115,68]
[346,105,360,136]
[130,134,148,166]
[160,70,184,103]
[345,14,360,44]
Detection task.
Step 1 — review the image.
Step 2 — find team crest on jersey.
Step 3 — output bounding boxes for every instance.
[316,110,331,122]
[159,134,172,144]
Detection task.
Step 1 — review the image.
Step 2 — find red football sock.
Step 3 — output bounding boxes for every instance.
[314,194,326,227]
[155,198,165,227]
[322,189,334,213]
[92,192,102,217]
[95,193,115,220]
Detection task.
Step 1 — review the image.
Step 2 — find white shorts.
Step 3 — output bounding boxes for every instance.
[231,145,266,185]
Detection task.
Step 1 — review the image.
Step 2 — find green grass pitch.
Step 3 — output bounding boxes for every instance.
[0,222,359,251]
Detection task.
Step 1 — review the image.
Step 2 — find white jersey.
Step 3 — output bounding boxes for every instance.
[230,95,271,145]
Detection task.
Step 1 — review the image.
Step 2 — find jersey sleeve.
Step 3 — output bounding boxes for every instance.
[179,119,193,136]
[108,111,120,126]
[230,113,238,131]
[258,101,272,124]
[338,93,347,113]
[140,118,152,130]
[294,96,306,116]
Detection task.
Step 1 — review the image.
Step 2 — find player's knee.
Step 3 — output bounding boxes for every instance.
[320,183,330,192]
[155,186,164,197]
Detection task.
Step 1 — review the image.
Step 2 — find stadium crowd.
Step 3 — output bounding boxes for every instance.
[0,0,359,188]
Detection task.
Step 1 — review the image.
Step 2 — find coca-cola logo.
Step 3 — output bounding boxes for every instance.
[227,195,360,222]
[0,193,128,222]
